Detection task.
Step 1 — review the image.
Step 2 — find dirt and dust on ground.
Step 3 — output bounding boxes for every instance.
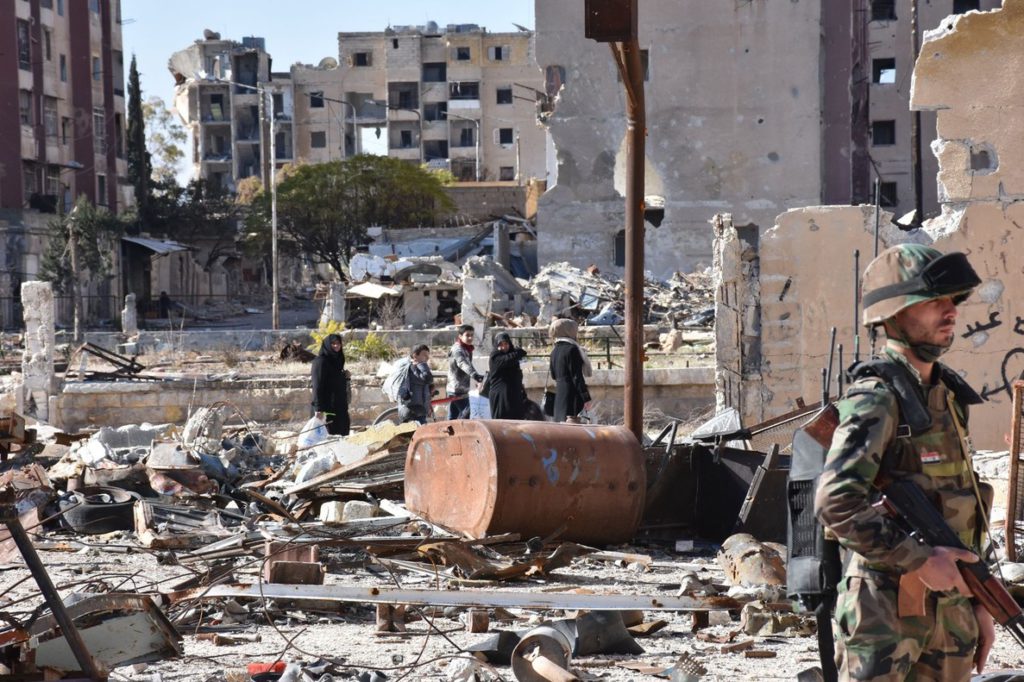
[0,402,1021,681]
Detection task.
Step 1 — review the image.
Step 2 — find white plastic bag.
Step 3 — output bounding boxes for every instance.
[297,415,328,449]
[468,390,491,419]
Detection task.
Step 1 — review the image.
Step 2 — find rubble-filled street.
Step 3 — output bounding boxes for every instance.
[0,392,1023,680]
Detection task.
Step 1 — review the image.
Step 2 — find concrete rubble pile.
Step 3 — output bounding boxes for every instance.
[530,262,715,328]
[2,406,1024,680]
[0,408,840,681]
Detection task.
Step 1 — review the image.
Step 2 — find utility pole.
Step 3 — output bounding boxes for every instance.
[267,87,279,331]
[910,0,924,222]
[68,205,83,342]
[585,0,645,441]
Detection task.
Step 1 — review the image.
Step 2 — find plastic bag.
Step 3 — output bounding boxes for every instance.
[468,390,491,419]
[297,415,328,449]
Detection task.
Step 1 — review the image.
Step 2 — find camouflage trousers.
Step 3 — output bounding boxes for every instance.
[833,574,978,681]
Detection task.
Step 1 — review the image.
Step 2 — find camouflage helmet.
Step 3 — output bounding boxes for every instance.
[861,244,980,328]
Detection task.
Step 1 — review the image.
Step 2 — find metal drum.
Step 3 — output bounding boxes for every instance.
[404,420,645,545]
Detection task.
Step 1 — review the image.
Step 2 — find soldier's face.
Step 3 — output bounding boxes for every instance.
[893,295,958,348]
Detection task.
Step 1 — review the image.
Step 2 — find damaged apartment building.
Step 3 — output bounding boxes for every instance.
[168,22,549,197]
[0,0,130,328]
[714,0,1024,452]
[533,0,998,279]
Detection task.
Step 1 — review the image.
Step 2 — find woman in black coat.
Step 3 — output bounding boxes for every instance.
[311,333,350,436]
[549,319,592,423]
[487,332,527,420]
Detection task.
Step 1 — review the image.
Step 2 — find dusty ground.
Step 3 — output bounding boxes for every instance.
[4,529,1024,681]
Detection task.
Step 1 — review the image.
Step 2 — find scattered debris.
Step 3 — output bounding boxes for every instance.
[531,262,714,328]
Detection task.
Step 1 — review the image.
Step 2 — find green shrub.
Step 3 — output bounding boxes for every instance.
[346,332,398,362]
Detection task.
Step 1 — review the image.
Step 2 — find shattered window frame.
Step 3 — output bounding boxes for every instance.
[871,120,896,146]
[456,46,472,61]
[17,20,30,70]
[872,58,896,84]
[19,89,31,126]
[870,0,897,21]
[309,91,325,108]
[879,181,898,208]
[613,230,626,267]
[22,162,37,203]
[449,81,480,100]
[352,51,372,67]
[422,62,447,82]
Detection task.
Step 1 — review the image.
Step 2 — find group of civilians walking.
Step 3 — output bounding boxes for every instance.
[309,319,593,429]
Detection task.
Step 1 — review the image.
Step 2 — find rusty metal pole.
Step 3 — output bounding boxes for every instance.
[622,40,646,441]
[0,497,104,680]
[584,0,645,440]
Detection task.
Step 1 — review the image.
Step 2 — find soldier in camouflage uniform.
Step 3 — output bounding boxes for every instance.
[814,243,995,681]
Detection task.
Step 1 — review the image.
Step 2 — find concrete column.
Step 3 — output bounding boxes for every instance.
[19,281,56,423]
[318,282,347,327]
[122,293,138,335]
[493,222,511,271]
[461,276,494,349]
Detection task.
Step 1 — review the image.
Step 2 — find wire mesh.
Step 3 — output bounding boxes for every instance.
[747,403,824,455]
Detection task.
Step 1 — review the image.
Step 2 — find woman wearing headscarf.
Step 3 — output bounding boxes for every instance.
[548,319,593,423]
[311,333,351,436]
[487,332,527,420]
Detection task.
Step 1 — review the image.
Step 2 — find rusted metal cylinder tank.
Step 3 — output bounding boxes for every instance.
[404,420,646,545]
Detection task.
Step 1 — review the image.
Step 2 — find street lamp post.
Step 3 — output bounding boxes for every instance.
[202,74,279,330]
[445,111,480,181]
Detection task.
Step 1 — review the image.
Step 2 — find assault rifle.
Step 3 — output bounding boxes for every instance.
[879,477,1024,648]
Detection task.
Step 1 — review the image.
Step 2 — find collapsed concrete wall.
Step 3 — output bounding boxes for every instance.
[714,208,907,426]
[714,0,1024,450]
[907,0,1024,448]
[19,281,55,422]
[534,0,823,279]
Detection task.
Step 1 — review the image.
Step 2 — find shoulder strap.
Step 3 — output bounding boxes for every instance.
[848,358,931,435]
[938,364,984,408]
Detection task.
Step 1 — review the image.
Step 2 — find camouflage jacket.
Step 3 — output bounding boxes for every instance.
[814,347,986,577]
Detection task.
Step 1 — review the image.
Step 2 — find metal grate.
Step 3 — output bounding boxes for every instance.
[788,480,819,558]
[1006,381,1024,561]
[747,403,823,455]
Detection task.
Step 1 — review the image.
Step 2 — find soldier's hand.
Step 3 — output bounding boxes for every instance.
[914,546,977,595]
[974,603,995,673]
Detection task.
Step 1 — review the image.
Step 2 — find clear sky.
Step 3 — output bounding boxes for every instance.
[121,0,536,113]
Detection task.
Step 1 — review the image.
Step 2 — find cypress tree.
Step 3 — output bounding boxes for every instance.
[126,54,152,232]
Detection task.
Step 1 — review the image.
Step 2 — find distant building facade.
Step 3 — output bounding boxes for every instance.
[168,33,291,193]
[0,0,128,327]
[169,23,548,192]
[534,0,998,278]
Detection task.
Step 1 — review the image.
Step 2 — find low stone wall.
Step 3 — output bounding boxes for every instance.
[55,366,714,432]
[82,325,667,355]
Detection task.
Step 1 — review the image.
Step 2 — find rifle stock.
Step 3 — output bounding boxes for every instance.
[880,478,1024,648]
[800,403,840,450]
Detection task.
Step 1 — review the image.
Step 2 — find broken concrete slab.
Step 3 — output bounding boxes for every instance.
[29,593,181,672]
